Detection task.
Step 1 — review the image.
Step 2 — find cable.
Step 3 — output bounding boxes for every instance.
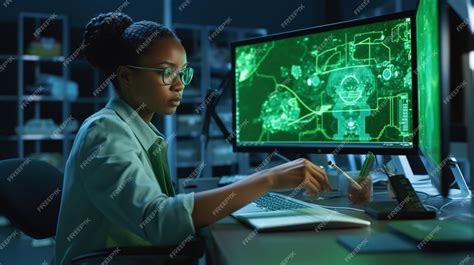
[423,192,473,214]
[423,204,439,212]
[421,194,442,203]
[438,199,459,213]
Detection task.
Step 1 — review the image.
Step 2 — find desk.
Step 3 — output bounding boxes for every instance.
[180,178,474,265]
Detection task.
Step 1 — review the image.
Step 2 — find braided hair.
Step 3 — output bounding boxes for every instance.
[83,12,179,75]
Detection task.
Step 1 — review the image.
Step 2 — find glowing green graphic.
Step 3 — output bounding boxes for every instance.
[235,17,414,147]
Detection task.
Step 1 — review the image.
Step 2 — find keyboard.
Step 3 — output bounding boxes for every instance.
[232,192,371,231]
[253,193,311,211]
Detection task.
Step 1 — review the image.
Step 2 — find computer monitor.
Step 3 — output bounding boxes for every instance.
[231,12,419,155]
[416,0,471,197]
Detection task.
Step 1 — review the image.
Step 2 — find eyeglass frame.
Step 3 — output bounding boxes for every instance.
[125,64,194,85]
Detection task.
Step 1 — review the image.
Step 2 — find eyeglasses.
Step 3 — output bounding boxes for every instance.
[126,65,194,86]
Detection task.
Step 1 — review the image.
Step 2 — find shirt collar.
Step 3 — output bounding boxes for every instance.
[105,94,165,151]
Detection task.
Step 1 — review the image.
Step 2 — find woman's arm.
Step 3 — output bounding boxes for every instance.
[191,158,331,229]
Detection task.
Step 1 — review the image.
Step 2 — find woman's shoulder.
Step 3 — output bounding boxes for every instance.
[73,107,137,154]
[81,107,132,136]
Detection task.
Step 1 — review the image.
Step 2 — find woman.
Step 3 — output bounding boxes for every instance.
[55,12,330,265]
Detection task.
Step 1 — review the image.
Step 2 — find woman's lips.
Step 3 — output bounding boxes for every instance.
[168,97,182,107]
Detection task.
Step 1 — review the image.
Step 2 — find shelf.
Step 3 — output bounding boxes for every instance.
[0,134,76,141]
[177,161,203,168]
[21,95,71,102]
[20,12,68,20]
[74,97,110,103]
[24,134,76,140]
[15,95,109,103]
[0,54,91,65]
[1,55,74,63]
[174,23,266,35]
[21,55,65,62]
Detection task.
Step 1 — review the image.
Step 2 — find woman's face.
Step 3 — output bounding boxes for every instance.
[120,37,188,116]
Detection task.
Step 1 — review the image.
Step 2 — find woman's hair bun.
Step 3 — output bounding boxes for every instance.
[83,12,133,72]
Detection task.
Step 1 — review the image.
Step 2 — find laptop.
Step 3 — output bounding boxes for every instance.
[232,192,371,232]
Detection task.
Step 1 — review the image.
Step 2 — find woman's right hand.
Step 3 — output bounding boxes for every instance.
[264,158,331,197]
[192,158,331,228]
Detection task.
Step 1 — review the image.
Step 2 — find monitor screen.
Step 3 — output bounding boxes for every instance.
[232,13,418,154]
[416,0,451,196]
[416,0,442,176]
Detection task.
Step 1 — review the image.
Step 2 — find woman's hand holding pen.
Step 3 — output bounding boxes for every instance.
[192,158,331,228]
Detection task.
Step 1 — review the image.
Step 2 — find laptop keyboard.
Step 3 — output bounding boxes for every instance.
[254,193,311,211]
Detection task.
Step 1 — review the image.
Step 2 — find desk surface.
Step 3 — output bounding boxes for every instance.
[180,178,474,265]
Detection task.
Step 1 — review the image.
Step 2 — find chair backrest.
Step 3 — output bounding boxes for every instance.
[0,158,63,239]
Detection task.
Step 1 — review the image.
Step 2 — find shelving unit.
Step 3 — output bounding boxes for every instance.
[1,10,267,177]
[0,13,111,169]
[16,12,70,159]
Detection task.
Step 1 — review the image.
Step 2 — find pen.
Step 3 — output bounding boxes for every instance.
[327,160,362,190]
[359,151,375,179]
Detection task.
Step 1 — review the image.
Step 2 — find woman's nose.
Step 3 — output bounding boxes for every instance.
[171,77,185,92]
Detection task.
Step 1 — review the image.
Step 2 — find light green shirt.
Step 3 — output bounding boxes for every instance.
[54,95,195,265]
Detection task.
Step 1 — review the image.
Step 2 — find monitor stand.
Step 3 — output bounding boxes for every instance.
[396,155,471,199]
[447,156,472,199]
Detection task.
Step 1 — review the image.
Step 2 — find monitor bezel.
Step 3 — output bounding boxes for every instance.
[231,11,419,155]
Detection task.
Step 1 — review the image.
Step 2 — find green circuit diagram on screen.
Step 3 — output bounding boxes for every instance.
[235,17,414,145]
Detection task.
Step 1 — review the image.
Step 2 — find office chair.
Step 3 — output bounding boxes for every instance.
[0,158,204,265]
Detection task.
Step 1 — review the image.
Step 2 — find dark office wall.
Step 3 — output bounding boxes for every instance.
[0,0,327,33]
[336,0,417,20]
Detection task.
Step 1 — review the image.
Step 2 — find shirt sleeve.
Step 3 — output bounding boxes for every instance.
[77,115,196,245]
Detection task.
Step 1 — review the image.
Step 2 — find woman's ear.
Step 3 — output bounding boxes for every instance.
[116,65,134,91]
